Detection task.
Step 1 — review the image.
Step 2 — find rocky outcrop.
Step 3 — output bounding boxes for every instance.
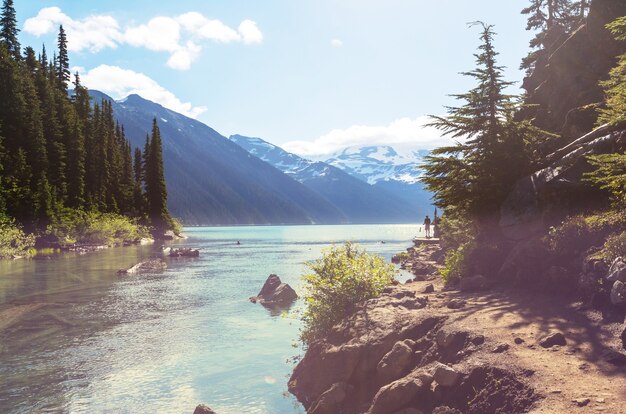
[500,126,626,242]
[288,287,538,414]
[117,258,167,274]
[249,274,298,307]
[521,0,626,139]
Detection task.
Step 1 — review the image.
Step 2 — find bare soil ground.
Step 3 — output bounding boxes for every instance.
[401,241,626,414]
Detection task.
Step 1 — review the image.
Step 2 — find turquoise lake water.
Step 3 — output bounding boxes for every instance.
[0,224,420,414]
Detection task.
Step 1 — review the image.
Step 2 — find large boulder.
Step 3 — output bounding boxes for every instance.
[377,340,414,384]
[368,369,433,414]
[193,404,216,414]
[610,280,626,306]
[249,274,298,307]
[607,258,626,283]
[500,126,626,242]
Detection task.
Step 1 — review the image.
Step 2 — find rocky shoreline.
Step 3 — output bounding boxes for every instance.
[288,242,626,414]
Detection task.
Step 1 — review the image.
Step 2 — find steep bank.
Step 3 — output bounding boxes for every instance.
[289,243,626,414]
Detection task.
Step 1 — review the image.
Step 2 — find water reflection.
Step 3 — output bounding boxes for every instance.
[0,224,418,413]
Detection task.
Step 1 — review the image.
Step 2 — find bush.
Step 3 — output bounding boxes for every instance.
[600,231,626,263]
[441,242,474,283]
[0,214,36,259]
[300,242,397,345]
[46,209,150,247]
[545,210,626,256]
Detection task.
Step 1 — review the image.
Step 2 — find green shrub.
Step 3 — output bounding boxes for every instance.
[441,242,474,283]
[600,231,626,263]
[546,210,626,256]
[0,215,36,259]
[46,209,150,247]
[300,242,397,345]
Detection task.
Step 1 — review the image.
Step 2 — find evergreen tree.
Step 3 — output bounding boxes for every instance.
[598,17,626,126]
[144,118,171,233]
[57,25,70,91]
[422,23,530,234]
[520,0,586,72]
[0,0,19,59]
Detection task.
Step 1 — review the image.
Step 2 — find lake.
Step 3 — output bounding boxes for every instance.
[0,224,420,414]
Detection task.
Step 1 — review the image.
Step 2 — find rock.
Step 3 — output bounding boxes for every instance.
[436,330,468,359]
[377,341,414,383]
[539,332,567,348]
[607,257,626,282]
[432,407,462,414]
[621,327,626,350]
[368,369,433,414]
[433,363,461,387]
[250,274,298,307]
[169,248,200,257]
[492,343,510,353]
[193,404,217,414]
[471,335,485,346]
[423,284,434,294]
[459,275,487,292]
[573,398,590,407]
[309,382,352,414]
[117,258,167,274]
[514,337,525,345]
[446,299,466,309]
[610,280,626,305]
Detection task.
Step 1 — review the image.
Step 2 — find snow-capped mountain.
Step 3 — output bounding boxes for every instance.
[230,135,423,223]
[322,145,429,185]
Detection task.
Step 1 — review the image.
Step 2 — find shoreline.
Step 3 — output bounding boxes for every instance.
[288,241,626,414]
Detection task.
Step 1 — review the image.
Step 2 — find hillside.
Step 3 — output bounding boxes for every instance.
[88,91,347,225]
[230,135,424,223]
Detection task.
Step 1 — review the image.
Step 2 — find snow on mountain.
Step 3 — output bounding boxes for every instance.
[321,145,428,185]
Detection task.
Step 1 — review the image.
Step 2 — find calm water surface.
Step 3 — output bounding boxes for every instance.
[0,224,419,414]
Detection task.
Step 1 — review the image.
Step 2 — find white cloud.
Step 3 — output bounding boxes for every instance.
[124,16,181,52]
[331,39,343,48]
[23,8,263,70]
[239,20,263,44]
[78,64,208,119]
[283,116,448,157]
[24,7,123,52]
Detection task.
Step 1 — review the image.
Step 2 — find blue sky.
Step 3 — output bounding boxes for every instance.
[17,1,532,157]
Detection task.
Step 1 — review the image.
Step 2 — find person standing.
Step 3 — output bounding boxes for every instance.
[423,215,432,238]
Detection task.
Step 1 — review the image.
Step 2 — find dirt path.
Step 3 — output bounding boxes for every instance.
[404,277,626,413]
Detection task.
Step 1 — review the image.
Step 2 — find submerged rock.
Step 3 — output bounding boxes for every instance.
[250,274,298,307]
[169,248,200,258]
[117,259,167,274]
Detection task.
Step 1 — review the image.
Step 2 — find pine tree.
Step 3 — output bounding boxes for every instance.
[422,23,529,234]
[520,0,586,72]
[0,0,20,59]
[57,25,70,91]
[598,17,626,126]
[144,118,171,233]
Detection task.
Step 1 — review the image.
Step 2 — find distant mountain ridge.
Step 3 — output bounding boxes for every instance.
[323,145,428,185]
[230,135,429,222]
[89,91,346,225]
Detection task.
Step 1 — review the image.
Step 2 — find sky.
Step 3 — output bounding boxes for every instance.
[17,1,533,157]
